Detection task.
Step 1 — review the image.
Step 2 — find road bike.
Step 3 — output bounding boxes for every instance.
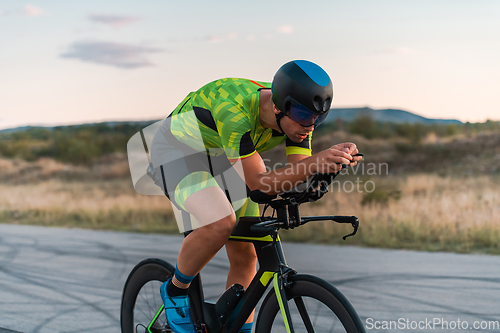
[121,163,366,333]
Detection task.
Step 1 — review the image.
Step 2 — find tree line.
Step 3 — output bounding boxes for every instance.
[1,116,499,165]
[316,115,500,143]
[0,122,155,165]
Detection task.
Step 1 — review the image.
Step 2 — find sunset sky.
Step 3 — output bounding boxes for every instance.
[1,0,499,130]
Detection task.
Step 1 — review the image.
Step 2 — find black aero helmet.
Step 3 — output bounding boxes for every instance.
[272,60,333,129]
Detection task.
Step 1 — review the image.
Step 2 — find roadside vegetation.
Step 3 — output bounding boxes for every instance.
[1,117,499,165]
[1,117,500,254]
[282,174,500,254]
[0,122,154,165]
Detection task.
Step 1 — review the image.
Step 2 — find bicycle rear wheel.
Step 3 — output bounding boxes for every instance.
[121,258,175,333]
[255,274,365,333]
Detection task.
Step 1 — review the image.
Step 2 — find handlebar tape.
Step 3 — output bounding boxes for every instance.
[332,216,358,224]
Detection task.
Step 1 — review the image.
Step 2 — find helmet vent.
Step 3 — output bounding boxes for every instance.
[323,98,331,112]
[313,96,322,112]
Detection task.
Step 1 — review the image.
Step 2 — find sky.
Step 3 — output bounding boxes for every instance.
[0,0,499,130]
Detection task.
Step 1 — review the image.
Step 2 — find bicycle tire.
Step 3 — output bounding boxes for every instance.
[255,274,365,333]
[120,258,175,333]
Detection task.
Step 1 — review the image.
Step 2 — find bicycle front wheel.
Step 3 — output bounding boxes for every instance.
[255,274,365,333]
[120,258,175,333]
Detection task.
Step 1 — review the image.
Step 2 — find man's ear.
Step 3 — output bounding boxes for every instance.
[273,104,281,115]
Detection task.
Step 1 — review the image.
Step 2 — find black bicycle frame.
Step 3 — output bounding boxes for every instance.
[186,216,287,333]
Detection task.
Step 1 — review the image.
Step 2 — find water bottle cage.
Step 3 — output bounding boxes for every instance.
[215,284,245,324]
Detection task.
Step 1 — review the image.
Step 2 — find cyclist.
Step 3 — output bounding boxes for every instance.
[150,60,362,333]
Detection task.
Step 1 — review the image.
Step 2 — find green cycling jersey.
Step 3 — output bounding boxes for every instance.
[166,77,312,161]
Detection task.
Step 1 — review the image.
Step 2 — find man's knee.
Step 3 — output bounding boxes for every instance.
[205,213,237,237]
[227,242,257,269]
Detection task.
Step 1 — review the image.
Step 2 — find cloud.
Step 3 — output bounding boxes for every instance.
[24,4,44,17]
[206,35,224,43]
[277,25,294,34]
[246,34,256,42]
[227,32,238,40]
[88,13,140,27]
[60,41,162,69]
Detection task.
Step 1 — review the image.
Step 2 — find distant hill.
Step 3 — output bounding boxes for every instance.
[0,126,51,134]
[324,107,462,125]
[0,108,462,134]
[0,120,157,134]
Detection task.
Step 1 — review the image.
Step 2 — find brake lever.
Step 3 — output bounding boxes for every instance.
[342,224,358,240]
[342,219,359,240]
[328,215,360,240]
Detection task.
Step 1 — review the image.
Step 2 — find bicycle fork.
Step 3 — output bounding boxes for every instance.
[273,269,295,333]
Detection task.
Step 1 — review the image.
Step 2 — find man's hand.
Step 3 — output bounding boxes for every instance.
[312,142,363,173]
[313,146,353,174]
[331,142,363,167]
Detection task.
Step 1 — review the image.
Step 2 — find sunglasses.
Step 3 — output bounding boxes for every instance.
[286,103,329,127]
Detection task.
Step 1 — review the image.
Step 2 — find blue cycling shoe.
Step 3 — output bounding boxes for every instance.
[160,278,196,333]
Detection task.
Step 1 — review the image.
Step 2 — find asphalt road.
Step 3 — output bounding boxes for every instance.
[0,224,499,333]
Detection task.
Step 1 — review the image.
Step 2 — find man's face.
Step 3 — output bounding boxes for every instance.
[280,112,314,143]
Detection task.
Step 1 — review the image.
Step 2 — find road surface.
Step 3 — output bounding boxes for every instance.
[0,224,499,332]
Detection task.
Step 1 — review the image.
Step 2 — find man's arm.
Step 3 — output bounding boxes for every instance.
[286,154,309,165]
[240,144,360,195]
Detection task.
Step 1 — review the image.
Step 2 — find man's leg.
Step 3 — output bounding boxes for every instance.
[160,186,237,333]
[174,185,237,284]
[225,240,257,324]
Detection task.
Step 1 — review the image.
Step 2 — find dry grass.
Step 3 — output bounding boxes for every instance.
[0,178,178,233]
[0,154,178,232]
[0,154,180,232]
[282,174,500,254]
[1,149,500,253]
[0,153,130,184]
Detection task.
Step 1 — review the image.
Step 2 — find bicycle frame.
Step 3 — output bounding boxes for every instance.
[194,216,290,333]
[143,216,291,333]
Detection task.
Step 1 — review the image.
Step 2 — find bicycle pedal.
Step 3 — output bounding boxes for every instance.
[142,326,171,333]
[161,323,174,333]
[195,323,208,333]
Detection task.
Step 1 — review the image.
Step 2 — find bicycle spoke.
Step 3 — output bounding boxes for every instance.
[313,299,321,327]
[140,288,153,317]
[135,280,165,330]
[137,299,152,322]
[329,319,338,333]
[151,280,161,326]
[294,297,315,333]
